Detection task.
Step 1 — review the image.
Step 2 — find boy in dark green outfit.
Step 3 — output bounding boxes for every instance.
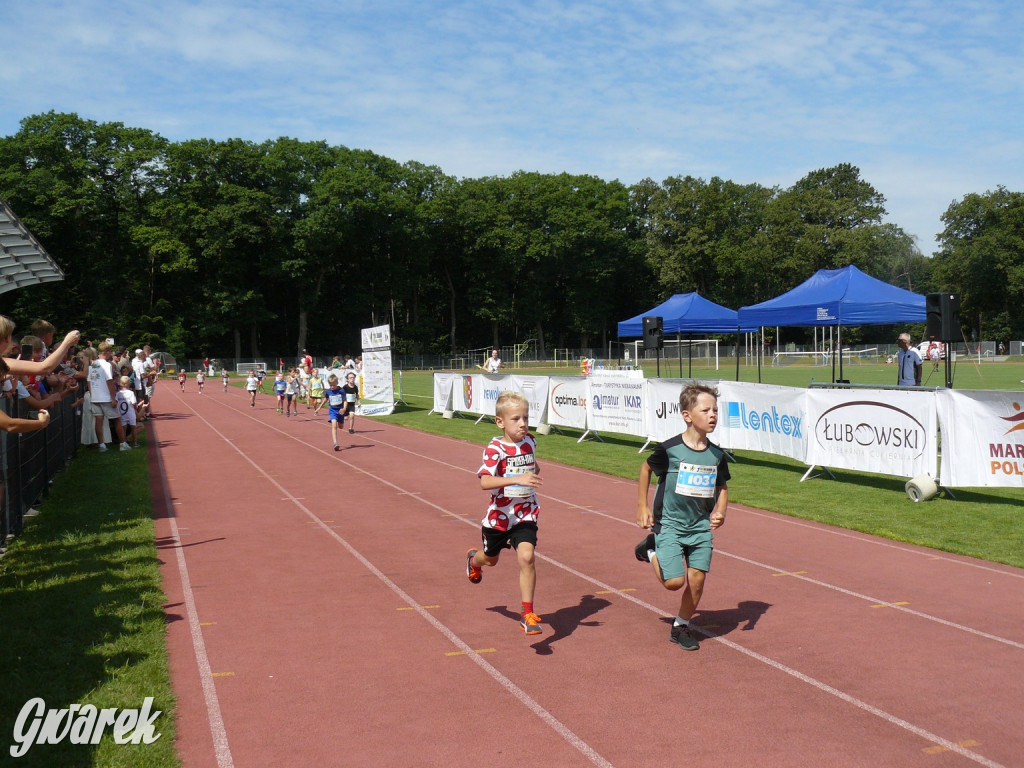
[635,383,729,651]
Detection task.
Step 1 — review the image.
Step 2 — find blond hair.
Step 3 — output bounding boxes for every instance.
[0,316,15,342]
[495,390,529,417]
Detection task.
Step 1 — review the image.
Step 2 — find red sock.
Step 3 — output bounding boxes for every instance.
[522,602,533,615]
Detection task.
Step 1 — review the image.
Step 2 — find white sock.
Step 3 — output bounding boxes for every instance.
[673,616,688,627]
[647,549,656,561]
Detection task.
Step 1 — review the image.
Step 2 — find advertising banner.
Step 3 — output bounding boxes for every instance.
[644,378,693,444]
[586,376,645,437]
[717,381,807,462]
[805,389,936,478]
[936,389,1024,488]
[431,372,455,413]
[547,376,588,430]
[359,324,394,416]
[510,374,550,425]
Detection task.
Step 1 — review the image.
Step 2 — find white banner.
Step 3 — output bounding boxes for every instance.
[432,372,455,413]
[452,373,482,415]
[805,389,936,478]
[510,374,550,425]
[547,376,589,430]
[586,376,645,437]
[644,379,692,444]
[360,324,394,416]
[936,389,1024,488]
[717,381,807,462]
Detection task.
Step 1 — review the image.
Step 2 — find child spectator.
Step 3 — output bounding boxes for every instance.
[88,341,131,452]
[465,391,544,636]
[116,376,139,448]
[634,383,729,651]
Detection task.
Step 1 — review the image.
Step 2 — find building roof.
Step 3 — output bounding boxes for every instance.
[0,199,65,295]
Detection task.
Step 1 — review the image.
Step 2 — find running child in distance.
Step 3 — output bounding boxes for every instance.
[178,369,186,392]
[274,371,286,412]
[245,371,258,407]
[466,391,545,636]
[221,368,230,392]
[341,372,360,434]
[196,369,205,394]
[326,374,345,450]
[635,382,729,652]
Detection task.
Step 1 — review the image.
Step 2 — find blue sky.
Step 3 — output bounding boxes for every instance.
[3,0,1023,252]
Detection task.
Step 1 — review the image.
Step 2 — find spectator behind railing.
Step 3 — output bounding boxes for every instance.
[0,316,80,378]
[0,358,52,434]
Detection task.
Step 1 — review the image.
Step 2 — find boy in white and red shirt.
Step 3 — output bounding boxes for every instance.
[465,391,544,636]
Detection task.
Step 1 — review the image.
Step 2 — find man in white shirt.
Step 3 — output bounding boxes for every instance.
[89,341,131,451]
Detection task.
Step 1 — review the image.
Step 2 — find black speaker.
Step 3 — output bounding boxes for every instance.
[642,316,664,350]
[925,293,960,342]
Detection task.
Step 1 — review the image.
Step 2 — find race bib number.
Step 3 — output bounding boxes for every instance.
[503,455,536,498]
[346,393,357,402]
[674,462,717,499]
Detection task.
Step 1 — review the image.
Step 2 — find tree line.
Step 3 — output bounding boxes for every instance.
[0,111,1019,360]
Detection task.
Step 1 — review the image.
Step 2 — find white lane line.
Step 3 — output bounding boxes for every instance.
[176,396,613,768]
[150,420,235,768]
[196,396,1010,767]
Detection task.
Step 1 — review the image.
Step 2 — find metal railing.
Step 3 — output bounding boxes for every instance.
[1,394,81,546]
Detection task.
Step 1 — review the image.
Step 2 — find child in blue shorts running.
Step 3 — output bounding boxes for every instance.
[635,383,729,652]
[326,374,346,450]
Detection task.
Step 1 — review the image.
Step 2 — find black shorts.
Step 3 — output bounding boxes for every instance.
[479,522,538,557]
[134,388,147,404]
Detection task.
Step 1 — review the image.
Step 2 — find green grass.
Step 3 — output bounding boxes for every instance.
[387,366,1024,569]
[0,435,178,768]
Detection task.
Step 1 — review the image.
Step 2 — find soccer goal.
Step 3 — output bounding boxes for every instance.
[772,350,831,367]
[638,339,720,370]
[236,361,268,374]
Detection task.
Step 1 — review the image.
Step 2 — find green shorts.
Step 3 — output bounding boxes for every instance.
[653,525,713,579]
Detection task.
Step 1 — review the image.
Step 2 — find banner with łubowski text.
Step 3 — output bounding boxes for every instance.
[936,389,1024,488]
[805,389,936,478]
[359,324,395,416]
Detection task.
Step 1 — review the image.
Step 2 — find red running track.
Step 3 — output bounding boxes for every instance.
[148,384,1024,768]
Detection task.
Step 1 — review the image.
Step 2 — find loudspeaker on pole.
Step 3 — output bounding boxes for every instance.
[925,293,960,342]
[642,316,664,350]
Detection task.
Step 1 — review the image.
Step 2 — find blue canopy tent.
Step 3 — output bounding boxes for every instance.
[737,265,926,381]
[618,292,755,378]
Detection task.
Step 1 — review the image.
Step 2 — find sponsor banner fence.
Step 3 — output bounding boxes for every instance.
[547,376,588,430]
[644,378,693,444]
[360,324,394,416]
[510,375,550,425]
[431,372,455,413]
[805,389,936,478]
[586,376,645,437]
[936,389,1024,488]
[717,381,807,462]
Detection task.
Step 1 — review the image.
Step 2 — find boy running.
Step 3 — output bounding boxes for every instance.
[634,383,729,651]
[341,372,360,434]
[246,371,258,407]
[326,374,345,450]
[465,391,544,636]
[178,369,187,391]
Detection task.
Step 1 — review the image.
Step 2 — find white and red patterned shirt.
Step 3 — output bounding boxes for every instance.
[478,434,540,531]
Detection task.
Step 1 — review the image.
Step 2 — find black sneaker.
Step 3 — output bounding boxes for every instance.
[634,533,655,562]
[670,624,699,651]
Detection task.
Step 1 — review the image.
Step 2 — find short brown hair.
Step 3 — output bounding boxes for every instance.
[679,383,719,412]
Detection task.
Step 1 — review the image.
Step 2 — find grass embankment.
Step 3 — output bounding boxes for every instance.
[0,435,178,768]
[386,365,1024,569]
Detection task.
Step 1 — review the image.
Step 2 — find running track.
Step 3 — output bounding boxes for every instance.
[149,383,1024,767]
